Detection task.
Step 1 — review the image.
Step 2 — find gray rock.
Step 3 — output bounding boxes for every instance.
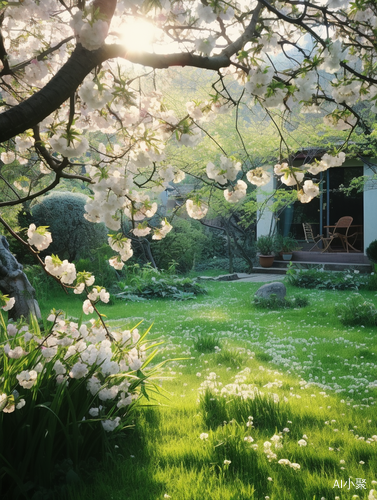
[255,282,286,300]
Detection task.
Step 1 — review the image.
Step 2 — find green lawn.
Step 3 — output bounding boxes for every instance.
[44,281,377,500]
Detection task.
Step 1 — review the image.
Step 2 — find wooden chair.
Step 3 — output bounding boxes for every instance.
[302,223,323,251]
[320,216,355,253]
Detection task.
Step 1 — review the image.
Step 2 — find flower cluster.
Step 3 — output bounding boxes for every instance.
[27,224,52,251]
[1,304,152,429]
[186,199,208,220]
[44,255,77,284]
[206,156,241,185]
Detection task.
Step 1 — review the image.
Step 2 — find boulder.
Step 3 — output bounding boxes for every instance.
[255,282,286,300]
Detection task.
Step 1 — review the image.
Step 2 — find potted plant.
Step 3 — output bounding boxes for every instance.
[275,235,299,261]
[256,235,277,268]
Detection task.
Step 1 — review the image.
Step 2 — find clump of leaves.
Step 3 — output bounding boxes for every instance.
[194,333,221,353]
[286,264,376,290]
[253,294,309,309]
[336,293,377,327]
[113,263,206,300]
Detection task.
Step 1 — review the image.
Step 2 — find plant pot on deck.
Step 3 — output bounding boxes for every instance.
[281,252,293,261]
[259,255,275,268]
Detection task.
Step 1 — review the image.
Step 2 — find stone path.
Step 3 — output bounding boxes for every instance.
[236,274,285,283]
[198,273,285,283]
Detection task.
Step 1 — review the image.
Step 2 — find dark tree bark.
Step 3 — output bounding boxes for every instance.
[0,236,41,320]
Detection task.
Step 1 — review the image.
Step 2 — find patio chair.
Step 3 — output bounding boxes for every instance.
[302,223,323,251]
[320,216,356,253]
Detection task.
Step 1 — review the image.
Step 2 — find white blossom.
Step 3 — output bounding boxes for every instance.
[16,370,38,389]
[27,224,52,251]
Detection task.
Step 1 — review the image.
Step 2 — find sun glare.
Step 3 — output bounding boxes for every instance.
[120,18,158,53]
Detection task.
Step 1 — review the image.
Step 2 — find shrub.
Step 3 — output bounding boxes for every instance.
[113,263,206,300]
[253,294,309,309]
[194,333,221,353]
[286,264,376,290]
[0,305,163,498]
[150,218,223,273]
[75,244,122,289]
[336,293,377,327]
[30,192,108,261]
[194,257,250,273]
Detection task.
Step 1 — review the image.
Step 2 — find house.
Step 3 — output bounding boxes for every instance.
[257,149,377,254]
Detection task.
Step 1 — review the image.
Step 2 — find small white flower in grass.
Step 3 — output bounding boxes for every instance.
[16,370,38,389]
[53,360,66,376]
[69,362,88,379]
[290,463,301,470]
[196,372,202,377]
[5,345,26,359]
[164,495,171,499]
[298,439,307,447]
[244,436,254,443]
[101,417,121,432]
[1,296,15,311]
[83,299,94,315]
[89,408,99,417]
[7,323,17,336]
[278,459,291,466]
[359,460,365,464]
[200,433,209,440]
[16,399,26,410]
[223,459,231,465]
[117,394,132,408]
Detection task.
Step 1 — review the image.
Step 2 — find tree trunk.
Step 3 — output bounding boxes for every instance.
[0,236,41,321]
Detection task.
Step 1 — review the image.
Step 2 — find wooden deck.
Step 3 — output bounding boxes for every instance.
[253,250,372,274]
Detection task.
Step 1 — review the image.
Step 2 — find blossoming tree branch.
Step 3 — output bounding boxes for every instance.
[0,0,376,278]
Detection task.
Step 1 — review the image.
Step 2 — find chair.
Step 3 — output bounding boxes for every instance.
[302,223,323,251]
[320,216,355,253]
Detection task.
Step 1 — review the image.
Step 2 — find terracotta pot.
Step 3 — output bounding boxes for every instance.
[259,255,275,268]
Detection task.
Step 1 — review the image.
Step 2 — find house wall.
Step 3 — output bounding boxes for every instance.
[257,166,276,237]
[363,163,377,252]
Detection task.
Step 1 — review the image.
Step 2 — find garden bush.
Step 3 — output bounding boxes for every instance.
[30,192,108,261]
[113,263,206,300]
[336,293,377,327]
[150,218,225,273]
[286,264,377,290]
[0,298,163,498]
[194,257,250,273]
[253,294,309,309]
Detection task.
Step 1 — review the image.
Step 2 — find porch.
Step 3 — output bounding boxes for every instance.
[253,248,372,274]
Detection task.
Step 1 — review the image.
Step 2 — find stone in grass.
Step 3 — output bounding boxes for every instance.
[255,282,286,300]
